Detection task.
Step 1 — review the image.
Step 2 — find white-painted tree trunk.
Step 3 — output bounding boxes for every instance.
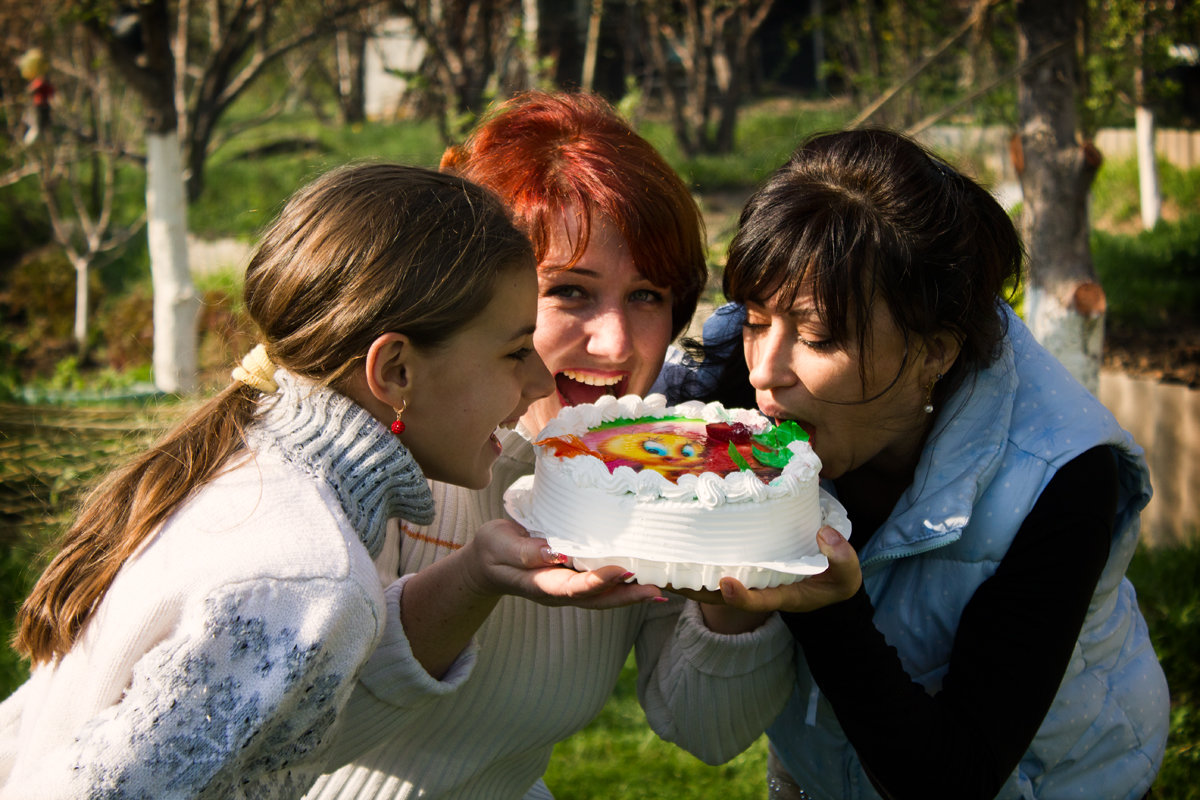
[1136,105,1161,230]
[145,131,198,394]
[1024,284,1104,396]
[74,254,91,353]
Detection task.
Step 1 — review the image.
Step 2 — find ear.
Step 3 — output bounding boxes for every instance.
[920,330,963,384]
[363,332,412,408]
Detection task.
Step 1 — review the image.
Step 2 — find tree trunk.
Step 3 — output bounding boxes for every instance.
[1136,105,1161,229]
[521,0,539,89]
[1133,10,1160,230]
[73,253,91,358]
[582,0,602,91]
[1015,0,1104,394]
[146,132,198,394]
[337,27,368,124]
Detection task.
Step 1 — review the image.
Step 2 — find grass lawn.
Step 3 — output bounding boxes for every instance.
[543,656,768,799]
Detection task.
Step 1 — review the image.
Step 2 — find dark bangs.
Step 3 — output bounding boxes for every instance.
[724,173,894,358]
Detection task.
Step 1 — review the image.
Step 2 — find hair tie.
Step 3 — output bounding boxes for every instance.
[232,344,279,394]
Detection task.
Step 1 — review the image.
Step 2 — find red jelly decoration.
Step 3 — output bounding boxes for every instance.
[705,421,753,444]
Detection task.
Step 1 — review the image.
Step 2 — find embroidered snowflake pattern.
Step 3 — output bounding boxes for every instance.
[73,593,346,799]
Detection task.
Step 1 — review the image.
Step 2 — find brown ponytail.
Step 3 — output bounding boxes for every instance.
[15,163,533,664]
[15,385,259,664]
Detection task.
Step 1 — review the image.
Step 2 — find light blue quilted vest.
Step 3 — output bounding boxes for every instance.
[767,307,1170,799]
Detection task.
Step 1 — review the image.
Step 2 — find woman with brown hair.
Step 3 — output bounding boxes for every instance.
[307,92,795,800]
[0,163,633,798]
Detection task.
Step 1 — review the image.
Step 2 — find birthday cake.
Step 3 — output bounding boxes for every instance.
[504,394,849,589]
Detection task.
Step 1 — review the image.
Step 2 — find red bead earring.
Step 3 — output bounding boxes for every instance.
[390,401,407,435]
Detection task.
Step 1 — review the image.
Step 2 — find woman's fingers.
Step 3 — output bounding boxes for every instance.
[715,527,863,614]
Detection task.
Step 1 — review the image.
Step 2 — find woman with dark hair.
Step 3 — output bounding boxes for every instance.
[307,92,794,800]
[668,129,1168,800]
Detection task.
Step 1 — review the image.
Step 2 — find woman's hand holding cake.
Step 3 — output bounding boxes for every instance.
[716,525,862,614]
[399,518,663,679]
[457,518,664,608]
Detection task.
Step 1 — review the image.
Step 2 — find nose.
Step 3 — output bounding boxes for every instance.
[525,349,555,401]
[746,323,796,392]
[582,306,635,363]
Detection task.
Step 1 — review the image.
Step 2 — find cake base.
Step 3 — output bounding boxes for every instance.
[504,476,850,590]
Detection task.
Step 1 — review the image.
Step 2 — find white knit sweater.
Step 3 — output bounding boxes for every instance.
[0,373,434,800]
[305,425,796,800]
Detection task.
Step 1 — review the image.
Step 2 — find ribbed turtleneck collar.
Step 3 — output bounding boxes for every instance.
[245,371,434,559]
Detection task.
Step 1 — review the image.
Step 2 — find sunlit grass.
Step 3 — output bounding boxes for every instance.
[543,655,768,799]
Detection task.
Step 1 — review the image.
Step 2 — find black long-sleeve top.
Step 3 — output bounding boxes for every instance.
[781,445,1117,800]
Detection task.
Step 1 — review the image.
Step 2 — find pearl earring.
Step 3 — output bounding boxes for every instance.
[923,373,943,415]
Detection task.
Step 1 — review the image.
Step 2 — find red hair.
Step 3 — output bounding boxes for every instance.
[441,91,707,337]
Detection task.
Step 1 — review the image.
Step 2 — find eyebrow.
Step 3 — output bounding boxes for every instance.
[745,301,820,322]
[787,307,821,322]
[508,324,537,341]
[547,266,656,284]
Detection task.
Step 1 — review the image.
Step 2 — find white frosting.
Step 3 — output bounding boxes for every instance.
[523,393,828,569]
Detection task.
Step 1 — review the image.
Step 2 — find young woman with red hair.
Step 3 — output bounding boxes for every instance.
[307,92,795,800]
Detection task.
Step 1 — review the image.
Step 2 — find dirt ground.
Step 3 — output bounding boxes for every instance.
[1104,322,1200,388]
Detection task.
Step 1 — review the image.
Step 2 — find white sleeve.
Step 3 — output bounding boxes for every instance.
[0,578,379,800]
[316,574,478,769]
[0,681,32,786]
[634,598,794,765]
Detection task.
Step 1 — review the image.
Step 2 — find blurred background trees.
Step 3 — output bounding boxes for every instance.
[1,0,1197,393]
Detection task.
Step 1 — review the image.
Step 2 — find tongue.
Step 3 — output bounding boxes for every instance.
[557,373,617,406]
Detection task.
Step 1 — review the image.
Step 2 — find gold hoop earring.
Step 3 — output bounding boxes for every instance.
[390,400,407,435]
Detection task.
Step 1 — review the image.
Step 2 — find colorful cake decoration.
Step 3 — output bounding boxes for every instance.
[504,394,849,591]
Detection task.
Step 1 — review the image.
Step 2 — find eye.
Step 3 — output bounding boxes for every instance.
[508,346,535,361]
[630,287,666,304]
[742,314,770,333]
[798,336,836,351]
[545,284,587,301]
[681,444,696,457]
[642,439,668,457]
[796,328,836,350]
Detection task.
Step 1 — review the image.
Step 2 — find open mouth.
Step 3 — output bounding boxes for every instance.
[556,370,629,407]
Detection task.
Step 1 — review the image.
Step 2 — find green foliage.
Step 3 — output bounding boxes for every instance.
[816,0,1018,129]
[1091,157,1145,225]
[1089,157,1200,229]
[0,537,42,692]
[1084,0,1200,129]
[641,102,852,190]
[191,114,446,239]
[1092,216,1200,329]
[543,655,768,799]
